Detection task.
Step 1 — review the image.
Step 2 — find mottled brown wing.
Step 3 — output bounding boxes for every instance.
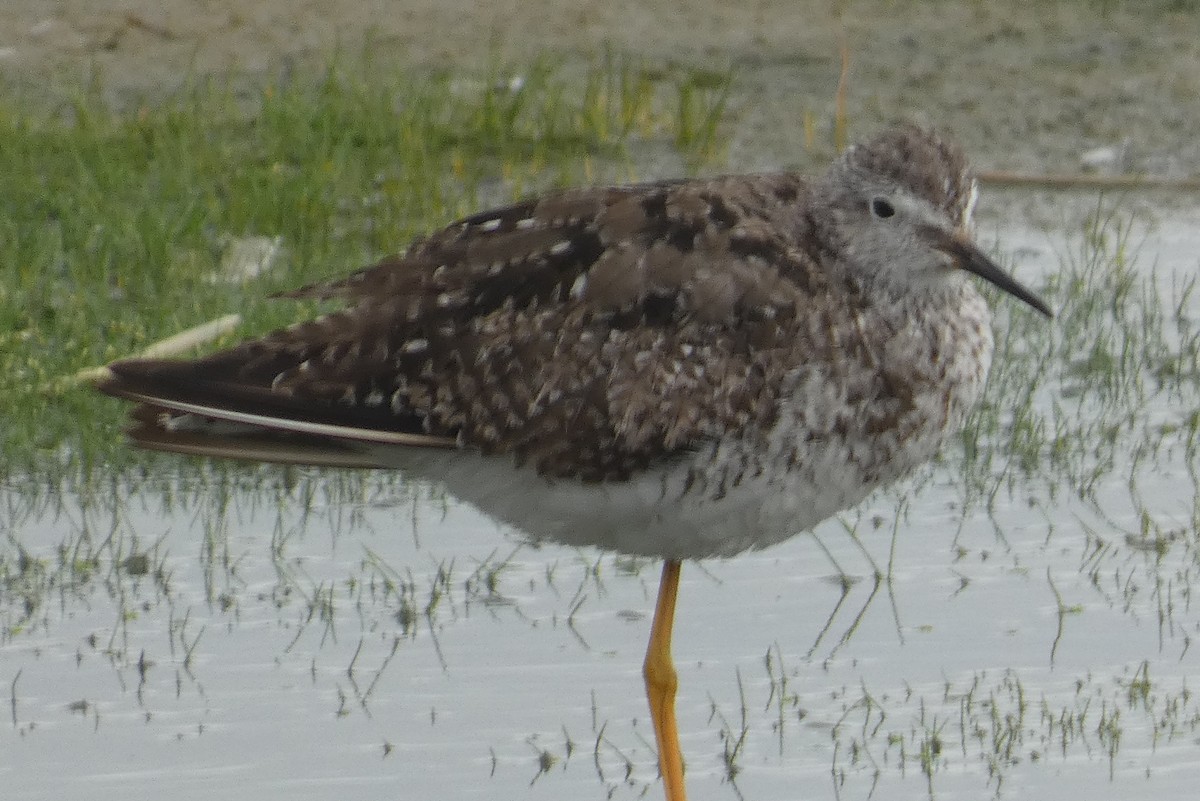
[100,173,838,481]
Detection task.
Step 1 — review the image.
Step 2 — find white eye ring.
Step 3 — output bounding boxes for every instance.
[870,197,896,219]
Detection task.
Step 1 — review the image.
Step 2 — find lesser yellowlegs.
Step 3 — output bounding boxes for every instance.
[97,123,1051,801]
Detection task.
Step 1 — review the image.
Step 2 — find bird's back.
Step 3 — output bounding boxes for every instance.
[99,125,1028,558]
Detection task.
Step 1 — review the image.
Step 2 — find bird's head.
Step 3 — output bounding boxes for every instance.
[817,124,1051,317]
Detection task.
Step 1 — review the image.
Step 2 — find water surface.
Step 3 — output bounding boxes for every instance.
[4,213,1200,800]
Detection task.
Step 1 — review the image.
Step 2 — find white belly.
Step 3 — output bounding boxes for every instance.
[367,289,994,560]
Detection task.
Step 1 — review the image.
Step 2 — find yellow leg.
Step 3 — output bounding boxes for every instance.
[644,559,688,801]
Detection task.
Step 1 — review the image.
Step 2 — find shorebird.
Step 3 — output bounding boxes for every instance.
[96,123,1051,801]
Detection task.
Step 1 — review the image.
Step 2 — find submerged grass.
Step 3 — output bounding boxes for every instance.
[0,55,732,486]
[961,199,1200,512]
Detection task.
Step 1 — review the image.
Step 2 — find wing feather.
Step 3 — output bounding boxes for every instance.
[99,172,847,480]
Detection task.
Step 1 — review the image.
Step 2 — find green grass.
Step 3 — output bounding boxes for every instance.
[7,51,1200,800]
[959,200,1200,508]
[0,55,732,484]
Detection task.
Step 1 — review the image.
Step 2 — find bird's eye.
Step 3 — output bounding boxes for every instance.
[870,197,896,219]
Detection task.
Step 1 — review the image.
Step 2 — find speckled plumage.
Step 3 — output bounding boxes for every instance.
[98,124,1049,558]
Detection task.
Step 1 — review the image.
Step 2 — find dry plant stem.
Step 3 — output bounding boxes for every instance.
[835,35,850,153]
[74,314,243,385]
[978,170,1200,191]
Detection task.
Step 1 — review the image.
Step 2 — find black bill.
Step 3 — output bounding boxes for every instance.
[926,227,1053,318]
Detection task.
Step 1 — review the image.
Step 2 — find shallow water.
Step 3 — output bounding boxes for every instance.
[4,213,1200,801]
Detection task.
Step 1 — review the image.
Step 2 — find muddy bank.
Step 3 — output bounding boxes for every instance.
[2,1,1197,207]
